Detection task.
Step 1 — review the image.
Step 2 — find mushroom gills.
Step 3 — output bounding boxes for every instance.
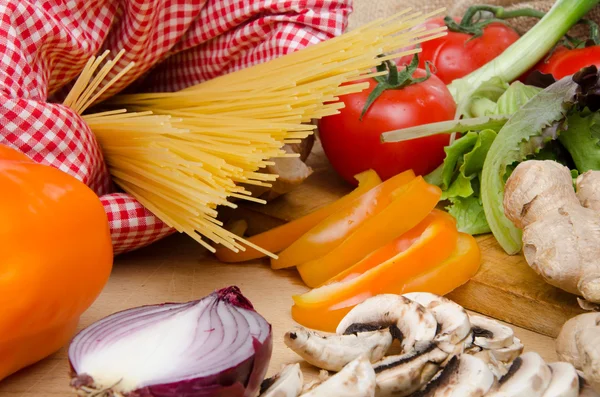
[283,327,393,372]
[413,354,495,397]
[403,293,472,347]
[259,363,304,397]
[373,343,449,397]
[469,315,515,350]
[486,352,552,397]
[336,294,438,353]
[540,362,579,397]
[300,355,376,397]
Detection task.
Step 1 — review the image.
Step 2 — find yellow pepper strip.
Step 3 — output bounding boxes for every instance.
[214,169,382,263]
[291,230,480,333]
[296,177,442,288]
[271,170,415,269]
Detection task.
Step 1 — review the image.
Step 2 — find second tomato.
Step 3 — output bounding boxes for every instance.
[318,67,456,185]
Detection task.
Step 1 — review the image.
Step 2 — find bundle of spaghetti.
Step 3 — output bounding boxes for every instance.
[66,8,447,257]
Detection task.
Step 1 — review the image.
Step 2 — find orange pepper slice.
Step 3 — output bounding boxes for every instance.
[296,177,442,288]
[290,211,461,332]
[271,170,415,269]
[214,169,382,263]
[401,233,481,296]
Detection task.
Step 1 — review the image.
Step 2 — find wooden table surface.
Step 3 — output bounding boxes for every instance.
[0,233,559,397]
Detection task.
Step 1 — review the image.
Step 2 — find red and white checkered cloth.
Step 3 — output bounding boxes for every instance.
[0,0,351,255]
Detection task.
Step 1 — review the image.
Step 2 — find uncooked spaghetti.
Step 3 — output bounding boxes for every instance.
[65,9,446,257]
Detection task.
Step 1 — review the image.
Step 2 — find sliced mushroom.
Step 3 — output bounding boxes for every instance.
[469,315,515,350]
[336,294,438,353]
[468,349,511,379]
[540,362,579,397]
[259,363,304,397]
[300,355,376,397]
[576,327,600,393]
[556,313,600,370]
[491,337,524,363]
[284,327,393,372]
[415,354,495,397]
[487,352,552,397]
[579,373,600,397]
[373,343,449,397]
[403,293,471,353]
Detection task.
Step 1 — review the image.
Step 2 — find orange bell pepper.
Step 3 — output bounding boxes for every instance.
[0,144,113,381]
[290,213,476,332]
[271,170,415,269]
[296,177,442,288]
[214,169,382,263]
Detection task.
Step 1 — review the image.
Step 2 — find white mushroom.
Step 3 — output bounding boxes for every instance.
[336,294,437,353]
[300,355,376,397]
[283,327,393,372]
[373,343,449,397]
[487,351,552,397]
[490,337,524,364]
[576,327,600,393]
[403,292,471,353]
[259,363,304,397]
[416,354,495,396]
[468,349,511,379]
[540,362,579,397]
[468,315,515,350]
[579,373,600,397]
[556,313,600,369]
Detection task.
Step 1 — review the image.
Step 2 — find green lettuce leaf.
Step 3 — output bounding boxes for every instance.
[558,111,600,172]
[447,196,491,235]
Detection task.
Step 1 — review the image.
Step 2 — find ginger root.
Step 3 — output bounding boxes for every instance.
[503,160,600,303]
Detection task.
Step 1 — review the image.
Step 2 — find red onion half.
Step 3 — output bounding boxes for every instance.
[68,286,272,397]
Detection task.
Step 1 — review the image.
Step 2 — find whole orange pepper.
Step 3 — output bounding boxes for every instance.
[271,170,415,269]
[0,144,113,381]
[214,169,382,263]
[296,177,442,288]
[291,211,469,332]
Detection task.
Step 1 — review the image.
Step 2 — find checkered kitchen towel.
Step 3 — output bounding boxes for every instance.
[0,0,351,255]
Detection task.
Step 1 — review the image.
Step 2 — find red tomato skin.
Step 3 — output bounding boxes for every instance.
[318,70,457,185]
[397,17,520,84]
[524,46,600,80]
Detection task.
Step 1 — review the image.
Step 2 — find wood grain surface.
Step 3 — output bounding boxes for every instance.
[0,234,559,397]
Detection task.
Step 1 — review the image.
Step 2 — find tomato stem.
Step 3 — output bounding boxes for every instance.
[446,5,545,38]
[360,55,431,121]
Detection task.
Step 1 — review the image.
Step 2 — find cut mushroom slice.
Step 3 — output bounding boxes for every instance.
[540,362,579,397]
[259,363,304,397]
[336,294,437,353]
[487,352,552,397]
[469,315,515,350]
[373,343,449,397]
[300,355,376,397]
[415,354,495,397]
[284,327,393,372]
[579,373,600,397]
[403,293,472,350]
[468,349,511,379]
[491,337,524,363]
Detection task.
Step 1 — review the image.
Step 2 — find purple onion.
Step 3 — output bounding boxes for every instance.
[68,286,272,397]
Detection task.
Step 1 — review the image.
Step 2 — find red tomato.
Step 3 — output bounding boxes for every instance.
[523,45,600,81]
[318,69,457,185]
[397,17,520,84]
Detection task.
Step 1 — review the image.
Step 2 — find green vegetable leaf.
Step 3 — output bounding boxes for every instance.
[494,82,543,115]
[461,129,497,177]
[442,173,474,200]
[463,77,509,118]
[439,132,479,190]
[481,75,578,254]
[558,112,600,172]
[447,196,491,235]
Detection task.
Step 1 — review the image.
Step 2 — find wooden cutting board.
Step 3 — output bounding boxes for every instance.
[226,141,586,338]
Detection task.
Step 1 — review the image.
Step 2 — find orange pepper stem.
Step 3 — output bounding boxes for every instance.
[213,169,382,263]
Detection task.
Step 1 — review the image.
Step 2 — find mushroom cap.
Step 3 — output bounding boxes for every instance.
[556,313,600,370]
[259,363,303,397]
